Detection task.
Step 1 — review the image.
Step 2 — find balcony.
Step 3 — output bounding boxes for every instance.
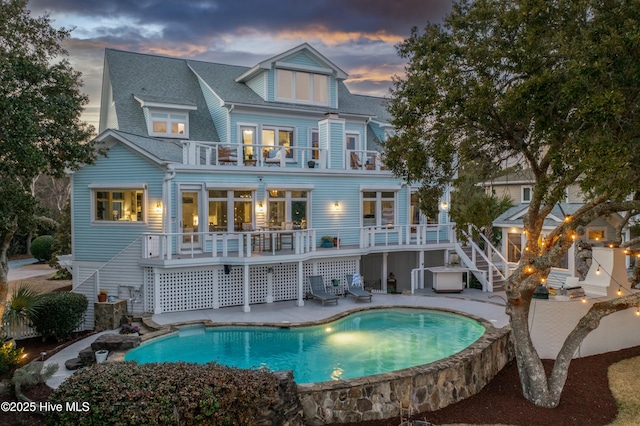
[141,224,454,265]
[182,141,386,171]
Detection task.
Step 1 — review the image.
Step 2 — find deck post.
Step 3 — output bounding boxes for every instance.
[242,264,250,312]
[296,261,304,307]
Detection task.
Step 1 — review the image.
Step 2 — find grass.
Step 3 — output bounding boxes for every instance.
[609,356,640,425]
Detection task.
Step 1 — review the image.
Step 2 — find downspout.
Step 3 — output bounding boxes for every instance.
[226,104,234,145]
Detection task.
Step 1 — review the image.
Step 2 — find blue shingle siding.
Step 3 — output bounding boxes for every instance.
[72,143,164,262]
[197,76,227,142]
[282,51,321,68]
[246,73,267,100]
[329,121,345,168]
[266,68,276,102]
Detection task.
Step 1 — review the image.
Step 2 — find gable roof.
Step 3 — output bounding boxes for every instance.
[104,49,219,141]
[493,203,585,229]
[235,43,348,82]
[96,129,183,164]
[104,47,391,138]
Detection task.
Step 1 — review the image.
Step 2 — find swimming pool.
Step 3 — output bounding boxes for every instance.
[125,308,485,384]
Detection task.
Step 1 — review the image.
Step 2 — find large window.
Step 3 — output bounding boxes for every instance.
[410,193,438,226]
[362,191,395,227]
[207,190,254,232]
[149,111,188,138]
[94,189,144,222]
[268,190,308,229]
[262,127,294,159]
[276,69,328,104]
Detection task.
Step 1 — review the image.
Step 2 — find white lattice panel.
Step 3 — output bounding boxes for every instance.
[272,263,300,301]
[217,267,244,307]
[249,267,268,304]
[158,269,216,312]
[144,267,154,313]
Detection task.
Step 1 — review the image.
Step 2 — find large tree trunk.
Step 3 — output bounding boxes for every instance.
[0,217,18,322]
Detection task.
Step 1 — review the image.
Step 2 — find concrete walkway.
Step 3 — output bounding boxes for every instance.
[7,258,57,281]
[43,288,509,389]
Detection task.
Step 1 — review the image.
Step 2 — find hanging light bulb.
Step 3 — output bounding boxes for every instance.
[595,267,601,275]
[636,308,640,317]
[617,287,622,297]
[582,296,587,304]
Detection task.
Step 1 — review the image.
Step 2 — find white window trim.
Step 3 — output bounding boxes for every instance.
[521,186,533,203]
[91,187,148,225]
[275,69,329,106]
[206,189,257,232]
[361,190,397,228]
[147,108,192,139]
[266,189,311,228]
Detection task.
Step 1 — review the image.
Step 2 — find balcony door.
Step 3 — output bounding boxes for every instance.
[180,189,201,251]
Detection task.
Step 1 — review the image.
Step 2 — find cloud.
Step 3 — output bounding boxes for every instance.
[28,0,454,128]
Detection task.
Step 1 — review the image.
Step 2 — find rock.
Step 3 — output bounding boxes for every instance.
[65,357,85,370]
[91,334,140,351]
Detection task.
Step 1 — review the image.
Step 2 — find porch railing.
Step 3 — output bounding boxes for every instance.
[143,224,454,261]
[182,141,328,169]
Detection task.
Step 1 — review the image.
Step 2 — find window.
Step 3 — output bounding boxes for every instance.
[346,133,357,151]
[94,189,144,222]
[240,125,256,159]
[588,229,606,241]
[262,127,294,159]
[268,190,308,229]
[149,111,188,138]
[410,193,438,228]
[311,130,319,160]
[522,186,532,203]
[362,191,395,227]
[207,190,254,232]
[276,69,328,104]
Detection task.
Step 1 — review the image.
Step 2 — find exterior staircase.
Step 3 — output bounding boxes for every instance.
[453,228,509,293]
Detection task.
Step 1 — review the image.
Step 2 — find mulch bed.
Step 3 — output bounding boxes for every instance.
[1,337,638,426]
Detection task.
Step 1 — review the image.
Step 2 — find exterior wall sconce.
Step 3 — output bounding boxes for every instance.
[257,202,265,212]
[155,201,162,213]
[439,201,449,211]
[333,202,340,211]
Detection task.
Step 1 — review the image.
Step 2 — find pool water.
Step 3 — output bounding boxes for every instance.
[125,308,485,384]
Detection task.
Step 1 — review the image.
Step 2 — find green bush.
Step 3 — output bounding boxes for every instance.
[0,342,24,375]
[29,292,87,341]
[29,235,54,261]
[48,362,280,426]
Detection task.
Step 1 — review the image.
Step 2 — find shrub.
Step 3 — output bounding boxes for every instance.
[0,342,24,375]
[12,361,58,395]
[48,362,280,426]
[2,284,42,326]
[29,292,88,341]
[29,235,54,261]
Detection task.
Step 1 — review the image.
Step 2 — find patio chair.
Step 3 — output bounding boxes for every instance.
[280,221,294,250]
[307,275,339,306]
[346,273,372,302]
[265,148,283,166]
[218,146,238,164]
[350,151,362,169]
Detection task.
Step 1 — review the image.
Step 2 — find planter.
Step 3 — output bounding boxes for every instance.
[307,160,316,168]
[95,349,109,363]
[97,294,107,303]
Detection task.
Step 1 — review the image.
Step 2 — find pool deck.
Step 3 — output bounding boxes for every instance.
[44,289,509,389]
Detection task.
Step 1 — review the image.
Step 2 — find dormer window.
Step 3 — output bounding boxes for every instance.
[134,95,196,139]
[277,69,328,104]
[150,111,188,137]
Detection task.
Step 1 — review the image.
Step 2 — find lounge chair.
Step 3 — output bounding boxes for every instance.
[307,275,339,306]
[346,274,372,302]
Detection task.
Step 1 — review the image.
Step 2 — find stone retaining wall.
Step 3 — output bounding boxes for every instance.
[298,322,513,425]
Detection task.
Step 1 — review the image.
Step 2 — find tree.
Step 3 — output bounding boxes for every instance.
[385,0,640,408]
[0,0,99,320]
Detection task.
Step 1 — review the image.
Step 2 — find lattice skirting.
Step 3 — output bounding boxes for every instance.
[145,257,359,313]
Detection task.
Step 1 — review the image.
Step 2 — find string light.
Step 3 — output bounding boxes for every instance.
[595,267,601,275]
[582,296,587,304]
[617,287,622,297]
[636,308,640,316]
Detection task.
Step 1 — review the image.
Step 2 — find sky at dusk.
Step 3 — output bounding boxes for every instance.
[27,0,454,131]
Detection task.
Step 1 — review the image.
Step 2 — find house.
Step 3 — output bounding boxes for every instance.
[71,43,494,329]
[485,168,631,286]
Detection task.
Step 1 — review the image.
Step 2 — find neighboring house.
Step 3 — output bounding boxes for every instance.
[71,44,481,329]
[485,169,630,284]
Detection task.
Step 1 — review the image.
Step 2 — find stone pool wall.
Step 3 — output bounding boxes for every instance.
[297,322,513,425]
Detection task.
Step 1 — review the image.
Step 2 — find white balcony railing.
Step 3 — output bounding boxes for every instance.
[142,224,454,261]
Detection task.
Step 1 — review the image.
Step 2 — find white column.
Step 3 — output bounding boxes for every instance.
[243,264,251,312]
[153,268,162,314]
[419,250,425,290]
